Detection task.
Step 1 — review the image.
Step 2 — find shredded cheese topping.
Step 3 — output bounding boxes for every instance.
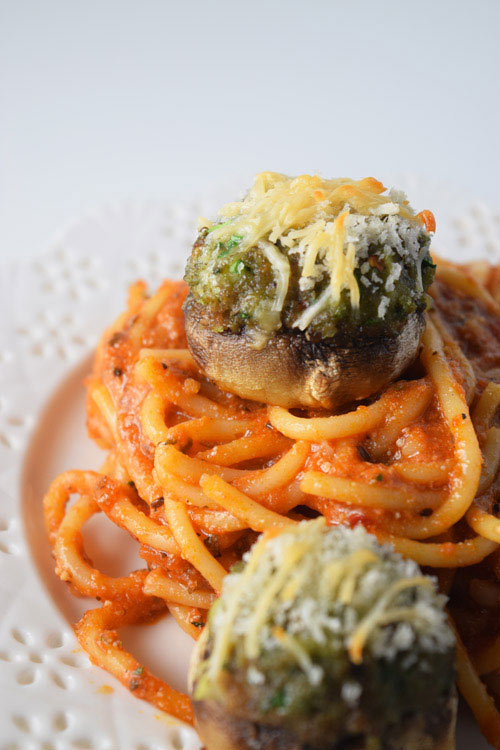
[201,172,433,327]
[208,533,268,681]
[244,536,314,660]
[348,576,433,664]
[206,519,453,687]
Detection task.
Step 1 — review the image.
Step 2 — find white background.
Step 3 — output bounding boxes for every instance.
[1,0,499,262]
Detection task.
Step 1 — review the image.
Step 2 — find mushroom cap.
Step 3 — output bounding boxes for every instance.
[188,521,457,750]
[189,623,456,750]
[191,693,457,750]
[184,295,425,409]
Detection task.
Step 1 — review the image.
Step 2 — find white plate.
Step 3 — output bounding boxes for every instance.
[2,179,499,749]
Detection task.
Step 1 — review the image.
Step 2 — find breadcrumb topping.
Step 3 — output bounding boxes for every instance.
[197,173,433,332]
[209,519,454,687]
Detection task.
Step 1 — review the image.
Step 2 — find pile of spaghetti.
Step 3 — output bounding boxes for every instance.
[44,258,500,746]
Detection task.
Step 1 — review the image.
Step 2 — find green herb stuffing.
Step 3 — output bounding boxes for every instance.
[191,520,455,746]
[185,219,435,342]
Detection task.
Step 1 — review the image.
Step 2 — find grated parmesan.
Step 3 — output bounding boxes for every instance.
[377,296,390,318]
[201,173,433,331]
[206,519,454,689]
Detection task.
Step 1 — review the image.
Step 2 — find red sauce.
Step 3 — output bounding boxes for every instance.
[433,279,500,388]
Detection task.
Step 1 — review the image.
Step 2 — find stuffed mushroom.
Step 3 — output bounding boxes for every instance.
[184,172,436,409]
[189,519,456,750]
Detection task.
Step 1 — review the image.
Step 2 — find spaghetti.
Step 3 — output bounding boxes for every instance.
[43,264,500,746]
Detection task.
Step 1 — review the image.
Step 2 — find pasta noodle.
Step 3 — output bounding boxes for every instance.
[42,264,500,745]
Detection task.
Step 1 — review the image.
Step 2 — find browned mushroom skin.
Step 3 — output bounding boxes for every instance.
[192,694,457,750]
[184,295,425,409]
[189,626,457,750]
